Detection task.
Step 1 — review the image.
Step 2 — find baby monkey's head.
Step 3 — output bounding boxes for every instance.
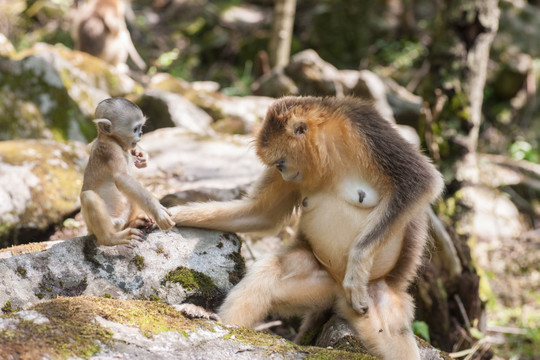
[94,97,147,150]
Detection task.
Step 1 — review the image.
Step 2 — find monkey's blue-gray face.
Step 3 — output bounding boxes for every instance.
[131,122,144,147]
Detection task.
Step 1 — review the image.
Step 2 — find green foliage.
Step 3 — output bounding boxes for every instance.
[372,39,426,70]
[488,304,540,359]
[412,321,430,342]
[221,60,254,97]
[509,140,539,162]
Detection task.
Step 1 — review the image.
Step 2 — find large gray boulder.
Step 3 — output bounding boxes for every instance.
[0,227,244,311]
[0,226,450,360]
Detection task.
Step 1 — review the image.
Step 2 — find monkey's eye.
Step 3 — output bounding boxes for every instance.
[294,122,307,136]
[273,158,285,172]
[133,126,139,134]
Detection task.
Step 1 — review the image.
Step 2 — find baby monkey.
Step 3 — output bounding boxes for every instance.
[80,97,174,246]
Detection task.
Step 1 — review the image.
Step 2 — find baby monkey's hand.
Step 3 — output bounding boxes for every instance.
[131,148,148,168]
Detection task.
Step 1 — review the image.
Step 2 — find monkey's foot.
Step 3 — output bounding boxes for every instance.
[174,303,221,322]
[105,228,144,247]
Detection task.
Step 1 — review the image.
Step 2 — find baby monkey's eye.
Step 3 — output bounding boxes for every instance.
[133,126,139,134]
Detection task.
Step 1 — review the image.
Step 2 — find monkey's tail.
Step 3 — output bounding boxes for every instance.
[340,280,420,360]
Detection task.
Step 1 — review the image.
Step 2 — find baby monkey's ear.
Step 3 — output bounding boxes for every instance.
[94,118,113,134]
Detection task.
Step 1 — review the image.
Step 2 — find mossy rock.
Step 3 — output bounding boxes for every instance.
[0,139,87,248]
[0,55,95,142]
[0,296,378,359]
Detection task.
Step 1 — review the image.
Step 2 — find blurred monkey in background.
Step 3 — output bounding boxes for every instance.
[73,0,146,71]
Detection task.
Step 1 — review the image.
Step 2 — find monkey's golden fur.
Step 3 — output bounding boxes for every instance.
[172,96,444,360]
[73,0,146,71]
[81,98,174,246]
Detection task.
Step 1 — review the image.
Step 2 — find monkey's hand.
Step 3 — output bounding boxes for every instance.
[154,206,175,231]
[343,268,370,316]
[131,149,148,168]
[127,213,155,228]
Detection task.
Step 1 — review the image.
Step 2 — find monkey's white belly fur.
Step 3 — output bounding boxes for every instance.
[300,179,404,282]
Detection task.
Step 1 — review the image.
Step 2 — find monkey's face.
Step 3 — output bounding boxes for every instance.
[95,98,146,150]
[256,98,325,185]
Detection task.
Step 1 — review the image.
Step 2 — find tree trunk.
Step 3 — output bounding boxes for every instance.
[419,0,500,176]
[415,0,501,358]
[269,0,297,69]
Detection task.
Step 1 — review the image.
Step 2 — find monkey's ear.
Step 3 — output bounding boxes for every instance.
[94,118,113,134]
[293,122,307,136]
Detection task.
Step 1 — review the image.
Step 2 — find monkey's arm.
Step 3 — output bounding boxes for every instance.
[342,168,443,315]
[171,168,299,233]
[114,173,174,230]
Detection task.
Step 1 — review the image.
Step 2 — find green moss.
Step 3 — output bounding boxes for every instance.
[2,301,16,314]
[16,266,27,278]
[162,266,223,310]
[0,296,382,359]
[133,255,145,271]
[0,56,93,142]
[224,326,374,359]
[102,294,112,299]
[162,266,216,295]
[227,251,246,286]
[0,296,215,359]
[0,140,85,246]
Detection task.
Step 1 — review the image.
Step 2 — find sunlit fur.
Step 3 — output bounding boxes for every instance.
[171,96,444,360]
[80,98,174,246]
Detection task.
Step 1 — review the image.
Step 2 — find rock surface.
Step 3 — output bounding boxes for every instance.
[0,296,378,360]
[0,227,244,311]
[0,139,88,248]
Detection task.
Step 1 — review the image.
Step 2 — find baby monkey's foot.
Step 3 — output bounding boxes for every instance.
[174,303,221,322]
[115,228,144,247]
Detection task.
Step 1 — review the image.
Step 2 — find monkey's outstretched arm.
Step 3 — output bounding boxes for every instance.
[114,173,174,230]
[172,168,299,233]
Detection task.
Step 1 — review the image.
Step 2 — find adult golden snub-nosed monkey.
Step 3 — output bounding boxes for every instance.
[172,96,444,360]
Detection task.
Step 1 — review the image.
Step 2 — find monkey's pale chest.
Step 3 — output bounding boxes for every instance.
[298,176,402,282]
[299,189,373,281]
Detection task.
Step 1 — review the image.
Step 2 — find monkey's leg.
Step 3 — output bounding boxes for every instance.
[80,190,144,246]
[336,280,420,360]
[218,246,337,327]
